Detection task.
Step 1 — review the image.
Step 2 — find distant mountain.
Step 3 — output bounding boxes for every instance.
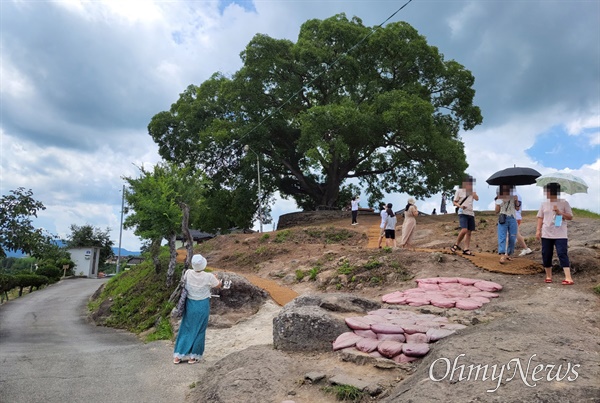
[112,247,141,256]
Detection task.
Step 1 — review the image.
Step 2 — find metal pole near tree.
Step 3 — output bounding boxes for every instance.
[244,145,263,233]
[116,184,125,274]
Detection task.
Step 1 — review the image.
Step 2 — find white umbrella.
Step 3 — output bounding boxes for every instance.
[535,172,588,195]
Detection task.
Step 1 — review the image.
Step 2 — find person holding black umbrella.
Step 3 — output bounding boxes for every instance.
[495,185,519,263]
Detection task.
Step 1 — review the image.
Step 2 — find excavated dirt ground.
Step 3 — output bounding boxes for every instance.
[180,210,599,403]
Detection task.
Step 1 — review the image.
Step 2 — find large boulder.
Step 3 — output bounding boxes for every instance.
[273,293,380,352]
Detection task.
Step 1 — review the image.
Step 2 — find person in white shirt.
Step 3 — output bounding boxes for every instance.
[173,254,221,364]
[383,204,397,248]
[350,196,360,225]
[450,175,479,256]
[378,203,387,248]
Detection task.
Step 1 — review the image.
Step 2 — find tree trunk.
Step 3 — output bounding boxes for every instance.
[179,202,194,270]
[166,233,177,287]
[149,237,162,275]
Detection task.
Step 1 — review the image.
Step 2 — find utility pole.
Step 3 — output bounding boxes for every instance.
[116,185,125,274]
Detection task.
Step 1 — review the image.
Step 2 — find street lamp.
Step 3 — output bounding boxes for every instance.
[244,145,263,233]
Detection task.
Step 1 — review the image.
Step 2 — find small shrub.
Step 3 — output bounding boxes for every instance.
[370,276,382,285]
[594,284,600,295]
[382,246,392,253]
[308,266,320,281]
[274,229,291,243]
[364,258,382,270]
[36,266,62,282]
[323,384,365,401]
[337,260,354,275]
[295,270,306,281]
[145,316,173,342]
[260,233,271,242]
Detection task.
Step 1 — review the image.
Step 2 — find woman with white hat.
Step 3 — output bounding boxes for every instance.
[173,254,221,364]
[400,198,419,249]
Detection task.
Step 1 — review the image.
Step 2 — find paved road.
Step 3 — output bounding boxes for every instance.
[0,278,200,403]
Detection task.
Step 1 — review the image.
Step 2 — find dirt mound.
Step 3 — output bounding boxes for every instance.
[187,210,599,402]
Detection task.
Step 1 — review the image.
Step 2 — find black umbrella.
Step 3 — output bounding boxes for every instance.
[486,166,541,186]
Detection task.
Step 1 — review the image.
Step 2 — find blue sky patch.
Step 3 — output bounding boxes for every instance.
[526,125,599,170]
[219,0,256,14]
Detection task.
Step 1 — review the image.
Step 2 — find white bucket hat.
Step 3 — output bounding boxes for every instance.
[191,254,207,271]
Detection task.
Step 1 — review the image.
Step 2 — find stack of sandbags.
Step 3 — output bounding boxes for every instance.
[382,277,502,310]
[332,309,466,363]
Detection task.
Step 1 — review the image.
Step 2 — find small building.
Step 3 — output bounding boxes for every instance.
[67,247,102,278]
[175,230,215,249]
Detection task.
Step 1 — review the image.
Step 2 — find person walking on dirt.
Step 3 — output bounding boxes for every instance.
[515,192,533,256]
[536,183,574,285]
[384,203,397,248]
[400,198,419,249]
[440,194,448,214]
[350,196,360,225]
[450,175,479,256]
[378,203,387,248]
[173,254,222,364]
[494,185,519,264]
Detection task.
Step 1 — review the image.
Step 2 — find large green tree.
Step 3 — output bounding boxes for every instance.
[0,188,47,258]
[148,14,482,210]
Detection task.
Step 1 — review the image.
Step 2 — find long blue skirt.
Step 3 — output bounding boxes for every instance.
[173,297,210,360]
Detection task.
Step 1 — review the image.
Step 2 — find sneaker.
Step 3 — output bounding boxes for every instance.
[519,248,532,256]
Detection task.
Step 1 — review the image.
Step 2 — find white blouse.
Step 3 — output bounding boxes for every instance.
[184,270,220,300]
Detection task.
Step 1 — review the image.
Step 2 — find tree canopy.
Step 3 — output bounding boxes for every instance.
[149,14,482,210]
[0,188,47,258]
[66,224,114,265]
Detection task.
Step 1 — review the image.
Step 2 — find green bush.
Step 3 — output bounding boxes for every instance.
[295,269,306,281]
[0,274,17,300]
[36,266,62,282]
[14,274,49,296]
[323,384,365,401]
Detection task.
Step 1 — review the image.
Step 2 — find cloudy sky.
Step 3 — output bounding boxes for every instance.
[1,0,598,252]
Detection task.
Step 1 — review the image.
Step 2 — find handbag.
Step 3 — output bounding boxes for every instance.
[455,195,469,214]
[172,271,188,318]
[498,199,510,224]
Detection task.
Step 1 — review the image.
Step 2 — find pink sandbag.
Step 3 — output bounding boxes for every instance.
[377,333,406,343]
[426,328,456,342]
[345,317,371,330]
[468,296,491,304]
[440,323,467,330]
[402,288,428,294]
[354,329,378,339]
[363,315,388,324]
[471,291,500,298]
[408,300,430,307]
[388,319,417,328]
[457,277,478,286]
[405,332,428,344]
[402,325,429,334]
[436,277,459,283]
[417,283,441,291]
[371,322,405,334]
[441,290,469,298]
[406,295,431,304]
[377,340,404,358]
[414,321,441,329]
[462,286,483,294]
[385,295,409,304]
[382,291,404,303]
[393,354,419,363]
[473,280,503,292]
[369,351,383,358]
[368,309,397,316]
[402,343,430,357]
[430,297,456,308]
[455,298,483,310]
[438,283,465,291]
[333,332,363,351]
[355,337,380,353]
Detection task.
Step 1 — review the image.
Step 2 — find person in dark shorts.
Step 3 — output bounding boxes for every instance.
[383,203,397,248]
[450,175,479,256]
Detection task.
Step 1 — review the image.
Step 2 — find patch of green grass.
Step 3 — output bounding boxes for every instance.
[274,229,291,243]
[363,258,382,270]
[322,384,366,402]
[308,266,320,281]
[260,233,271,242]
[295,269,306,281]
[255,245,268,254]
[145,316,173,342]
[337,260,355,275]
[572,208,600,218]
[382,246,392,253]
[370,276,382,285]
[189,382,196,389]
[594,284,600,295]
